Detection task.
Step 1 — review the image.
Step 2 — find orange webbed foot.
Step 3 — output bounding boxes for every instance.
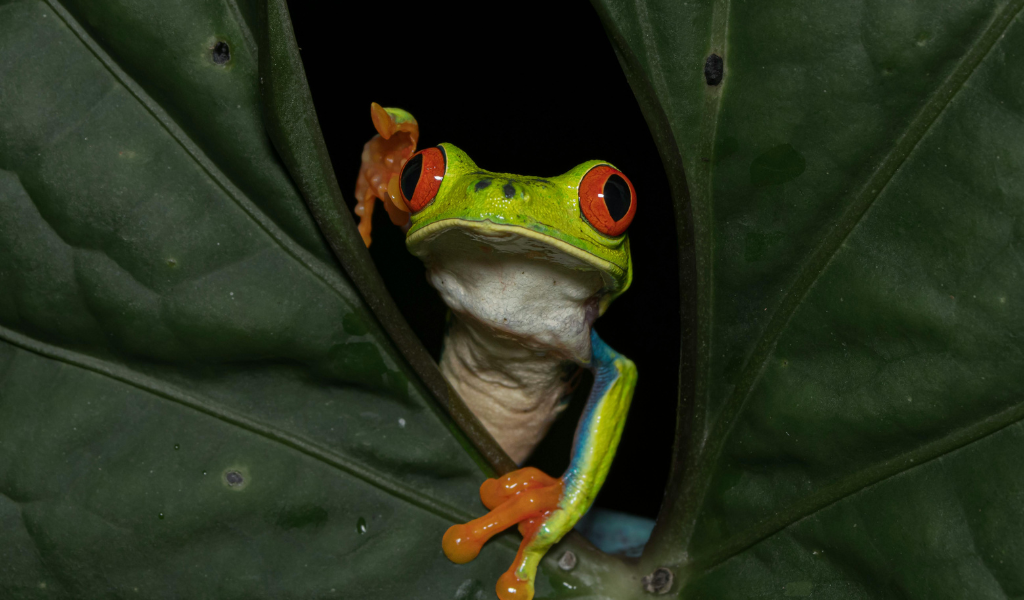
[442,468,563,600]
[479,467,559,510]
[353,102,419,247]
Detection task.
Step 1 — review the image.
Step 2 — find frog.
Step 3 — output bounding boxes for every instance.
[355,104,638,600]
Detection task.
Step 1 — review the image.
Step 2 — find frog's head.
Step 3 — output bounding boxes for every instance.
[403,143,635,321]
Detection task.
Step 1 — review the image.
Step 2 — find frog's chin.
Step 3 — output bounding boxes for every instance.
[407,219,624,297]
[409,226,609,363]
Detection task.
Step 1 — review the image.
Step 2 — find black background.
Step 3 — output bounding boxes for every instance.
[288,0,679,520]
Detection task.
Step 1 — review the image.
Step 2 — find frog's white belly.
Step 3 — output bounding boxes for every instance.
[424,233,604,463]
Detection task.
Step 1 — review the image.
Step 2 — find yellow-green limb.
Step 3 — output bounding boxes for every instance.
[508,329,638,592]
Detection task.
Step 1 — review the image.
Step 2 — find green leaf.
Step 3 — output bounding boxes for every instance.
[749,144,806,188]
[0,1,600,596]
[9,0,1023,596]
[593,0,1024,596]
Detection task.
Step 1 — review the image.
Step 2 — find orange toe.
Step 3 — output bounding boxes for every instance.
[442,483,562,566]
[480,467,559,509]
[496,568,531,600]
[442,523,484,564]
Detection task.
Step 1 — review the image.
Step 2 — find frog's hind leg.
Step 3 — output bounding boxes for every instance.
[479,467,559,539]
[479,467,559,510]
[442,480,562,564]
[493,505,575,600]
[442,330,637,600]
[443,469,565,600]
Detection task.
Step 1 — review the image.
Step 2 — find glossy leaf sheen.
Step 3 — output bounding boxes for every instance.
[5,0,1024,597]
[592,0,1024,597]
[0,0,559,597]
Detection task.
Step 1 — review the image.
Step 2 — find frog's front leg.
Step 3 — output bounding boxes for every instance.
[353,103,419,246]
[443,330,637,600]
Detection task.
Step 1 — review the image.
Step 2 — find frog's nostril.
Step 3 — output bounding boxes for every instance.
[503,182,515,199]
[475,178,492,192]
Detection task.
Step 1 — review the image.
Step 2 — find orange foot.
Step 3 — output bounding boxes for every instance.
[353,102,419,247]
[442,467,563,600]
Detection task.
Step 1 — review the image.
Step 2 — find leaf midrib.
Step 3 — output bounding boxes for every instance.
[0,323,478,527]
[681,0,1024,567]
[25,1,496,535]
[690,390,1024,572]
[44,0,363,314]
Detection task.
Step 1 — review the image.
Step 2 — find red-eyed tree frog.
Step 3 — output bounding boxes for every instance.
[356,104,638,600]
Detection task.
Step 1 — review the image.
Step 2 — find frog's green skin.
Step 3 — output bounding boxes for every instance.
[407,144,632,307]
[409,143,638,597]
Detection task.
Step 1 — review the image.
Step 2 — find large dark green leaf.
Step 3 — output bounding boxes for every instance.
[592,0,1024,596]
[7,0,1024,597]
[0,1,609,596]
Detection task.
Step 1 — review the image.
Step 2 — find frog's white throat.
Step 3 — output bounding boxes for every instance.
[419,228,607,463]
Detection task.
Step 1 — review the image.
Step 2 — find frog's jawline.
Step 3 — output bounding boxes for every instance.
[406,219,625,293]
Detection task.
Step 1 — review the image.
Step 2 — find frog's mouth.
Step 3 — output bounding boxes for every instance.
[406,219,629,295]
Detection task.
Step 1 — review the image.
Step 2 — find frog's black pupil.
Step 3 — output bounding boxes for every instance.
[401,154,423,200]
[603,174,631,221]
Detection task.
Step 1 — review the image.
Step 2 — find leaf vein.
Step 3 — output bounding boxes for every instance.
[680,0,1024,560]
[0,324,478,527]
[43,0,362,313]
[690,393,1024,573]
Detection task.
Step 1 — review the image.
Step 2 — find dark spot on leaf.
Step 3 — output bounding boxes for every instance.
[225,470,244,486]
[212,41,230,65]
[558,551,577,570]
[749,143,806,187]
[641,567,674,594]
[475,178,492,191]
[704,54,723,85]
[503,182,515,199]
[275,504,328,530]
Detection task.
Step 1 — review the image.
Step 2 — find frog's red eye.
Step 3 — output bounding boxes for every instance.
[578,165,636,237]
[401,147,446,212]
